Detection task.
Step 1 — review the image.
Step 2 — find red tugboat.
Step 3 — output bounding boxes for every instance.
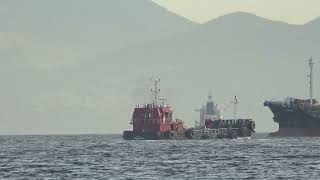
[123,79,185,140]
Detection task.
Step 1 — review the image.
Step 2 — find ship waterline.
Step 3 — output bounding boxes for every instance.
[270,128,320,137]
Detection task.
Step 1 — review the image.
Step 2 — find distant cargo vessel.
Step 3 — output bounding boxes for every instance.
[187,92,255,139]
[264,58,320,136]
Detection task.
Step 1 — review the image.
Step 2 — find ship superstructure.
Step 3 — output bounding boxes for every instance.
[264,58,320,136]
[195,91,221,128]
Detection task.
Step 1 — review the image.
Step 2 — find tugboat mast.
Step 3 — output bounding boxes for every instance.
[233,96,239,121]
[151,78,161,106]
[208,89,213,102]
[308,58,315,106]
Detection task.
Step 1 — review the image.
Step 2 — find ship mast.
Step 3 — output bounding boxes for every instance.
[308,58,315,106]
[208,89,213,102]
[151,78,160,106]
[233,96,239,121]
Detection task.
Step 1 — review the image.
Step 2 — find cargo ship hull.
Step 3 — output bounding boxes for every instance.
[265,101,320,137]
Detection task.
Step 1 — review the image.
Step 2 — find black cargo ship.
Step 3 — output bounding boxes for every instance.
[264,58,320,136]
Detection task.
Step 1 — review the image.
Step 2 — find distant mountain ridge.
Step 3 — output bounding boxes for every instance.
[0,0,197,67]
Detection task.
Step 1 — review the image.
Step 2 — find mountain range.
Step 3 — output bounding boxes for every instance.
[0,0,319,134]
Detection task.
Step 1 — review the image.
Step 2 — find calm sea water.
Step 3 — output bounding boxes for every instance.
[0,134,320,179]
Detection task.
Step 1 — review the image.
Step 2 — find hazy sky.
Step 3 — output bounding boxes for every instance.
[153,0,320,24]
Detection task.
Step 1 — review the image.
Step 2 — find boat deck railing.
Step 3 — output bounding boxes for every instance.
[264,100,294,109]
[194,127,239,134]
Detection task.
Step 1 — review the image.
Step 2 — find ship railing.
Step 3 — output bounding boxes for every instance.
[217,128,229,133]
[264,100,294,109]
[197,128,218,135]
[298,103,312,109]
[196,127,241,135]
[135,103,172,108]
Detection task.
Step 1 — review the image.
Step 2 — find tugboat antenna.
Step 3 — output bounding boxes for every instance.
[159,98,167,107]
[308,58,315,106]
[233,96,239,121]
[208,89,213,101]
[151,78,161,106]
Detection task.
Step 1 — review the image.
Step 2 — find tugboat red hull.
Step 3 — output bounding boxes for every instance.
[123,130,185,140]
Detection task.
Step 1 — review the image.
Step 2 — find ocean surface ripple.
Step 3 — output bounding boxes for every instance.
[1,134,320,179]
